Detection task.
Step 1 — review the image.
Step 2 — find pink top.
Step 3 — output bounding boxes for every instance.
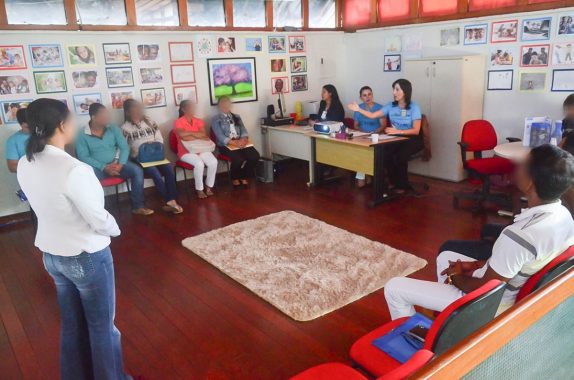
[174,116,205,158]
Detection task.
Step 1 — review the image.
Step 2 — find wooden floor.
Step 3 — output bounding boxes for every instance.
[0,161,505,380]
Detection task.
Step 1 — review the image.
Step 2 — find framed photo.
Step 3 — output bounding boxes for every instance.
[1,99,32,124]
[0,74,31,95]
[290,56,307,73]
[169,42,194,62]
[110,90,135,110]
[521,17,551,41]
[520,44,550,67]
[141,88,167,108]
[71,70,99,89]
[271,58,287,73]
[170,64,196,85]
[384,36,402,53]
[291,74,308,92]
[72,93,102,115]
[173,85,197,106]
[216,37,236,53]
[558,14,574,36]
[271,77,289,94]
[487,70,514,90]
[103,43,131,65]
[519,71,547,92]
[440,27,460,46]
[139,67,164,85]
[34,70,67,94]
[67,44,97,67]
[0,46,27,70]
[384,54,401,72]
[553,43,574,65]
[246,37,263,52]
[105,67,134,88]
[490,47,516,66]
[464,24,488,45]
[288,36,306,53]
[491,20,518,43]
[29,44,63,68]
[207,57,258,105]
[136,44,161,62]
[551,69,574,91]
[268,36,287,54]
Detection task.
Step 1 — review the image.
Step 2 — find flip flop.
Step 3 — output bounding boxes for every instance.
[162,204,183,214]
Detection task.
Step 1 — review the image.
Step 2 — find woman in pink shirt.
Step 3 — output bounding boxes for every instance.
[174,100,217,198]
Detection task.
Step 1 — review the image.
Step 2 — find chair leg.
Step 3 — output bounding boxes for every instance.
[183,168,191,198]
[115,185,120,211]
[227,161,232,183]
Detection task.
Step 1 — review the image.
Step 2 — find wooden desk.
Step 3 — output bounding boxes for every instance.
[309,133,407,207]
[494,141,531,162]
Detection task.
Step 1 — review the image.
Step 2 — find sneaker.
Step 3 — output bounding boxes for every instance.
[132,208,154,216]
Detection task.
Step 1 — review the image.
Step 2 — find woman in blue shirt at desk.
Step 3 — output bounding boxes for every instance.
[349,79,423,192]
[353,86,384,187]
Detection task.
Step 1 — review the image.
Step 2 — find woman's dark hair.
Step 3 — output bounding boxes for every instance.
[88,102,105,118]
[25,98,70,161]
[179,99,190,118]
[392,79,413,109]
[123,98,139,123]
[359,86,372,96]
[528,144,574,201]
[323,84,343,109]
[563,132,574,156]
[563,93,574,109]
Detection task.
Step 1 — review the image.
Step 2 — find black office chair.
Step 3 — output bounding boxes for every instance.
[406,114,431,197]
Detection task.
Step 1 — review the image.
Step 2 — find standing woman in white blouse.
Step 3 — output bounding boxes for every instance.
[17,99,133,380]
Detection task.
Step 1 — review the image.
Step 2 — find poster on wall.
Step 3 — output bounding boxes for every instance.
[105,67,134,88]
[246,38,264,52]
[288,36,306,53]
[170,64,196,84]
[268,36,287,54]
[0,46,27,70]
[67,45,97,67]
[521,17,551,41]
[173,85,197,106]
[553,43,574,65]
[291,75,307,92]
[271,77,289,94]
[103,43,132,65]
[487,70,513,90]
[551,69,574,91]
[136,44,161,62]
[0,75,30,95]
[383,55,401,72]
[169,42,194,62]
[520,44,550,67]
[196,37,213,57]
[271,58,287,73]
[139,67,164,85]
[29,44,63,68]
[519,71,547,92]
[72,93,102,115]
[34,70,67,94]
[490,47,515,66]
[558,14,574,36]
[207,57,258,105]
[384,36,402,53]
[141,88,167,108]
[72,70,99,89]
[110,90,135,110]
[491,20,518,43]
[290,56,307,73]
[464,24,488,45]
[440,27,460,47]
[1,99,32,124]
[217,37,236,53]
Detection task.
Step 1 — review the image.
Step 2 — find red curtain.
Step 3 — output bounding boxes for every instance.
[469,0,517,11]
[343,0,372,28]
[378,0,410,21]
[419,0,458,16]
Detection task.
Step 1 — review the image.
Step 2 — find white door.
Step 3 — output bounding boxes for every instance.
[405,60,432,116]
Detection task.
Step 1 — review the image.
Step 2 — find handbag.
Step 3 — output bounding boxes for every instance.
[137,142,165,163]
[182,139,216,154]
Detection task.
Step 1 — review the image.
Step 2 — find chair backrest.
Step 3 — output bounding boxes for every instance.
[168,129,178,154]
[424,280,506,356]
[461,120,498,152]
[515,245,574,303]
[343,117,355,130]
[209,128,217,143]
[421,114,431,161]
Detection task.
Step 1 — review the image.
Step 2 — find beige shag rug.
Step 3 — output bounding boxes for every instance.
[182,211,427,321]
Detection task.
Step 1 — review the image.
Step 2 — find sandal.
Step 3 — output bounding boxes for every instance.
[162,204,183,214]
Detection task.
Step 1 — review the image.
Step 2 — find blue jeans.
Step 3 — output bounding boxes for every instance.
[143,163,177,202]
[94,161,144,210]
[42,247,131,380]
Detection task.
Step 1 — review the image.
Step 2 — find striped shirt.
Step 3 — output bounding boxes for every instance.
[488,201,574,312]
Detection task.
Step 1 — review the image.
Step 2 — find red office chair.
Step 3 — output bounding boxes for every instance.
[209,129,232,182]
[515,245,574,303]
[169,129,193,197]
[453,120,516,212]
[100,177,129,211]
[343,117,355,130]
[289,350,434,380]
[350,280,505,378]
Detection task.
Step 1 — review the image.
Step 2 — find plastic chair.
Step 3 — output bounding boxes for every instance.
[209,129,232,182]
[100,177,128,211]
[169,129,193,197]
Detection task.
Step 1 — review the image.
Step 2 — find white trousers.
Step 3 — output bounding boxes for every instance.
[384,251,488,320]
[180,152,218,191]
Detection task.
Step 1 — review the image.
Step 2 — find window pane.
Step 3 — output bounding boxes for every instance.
[233,0,266,28]
[343,0,371,28]
[135,0,179,26]
[6,0,67,25]
[273,0,302,28]
[420,0,457,16]
[187,0,225,27]
[76,0,127,25]
[379,0,409,21]
[469,0,516,11]
[309,0,336,28]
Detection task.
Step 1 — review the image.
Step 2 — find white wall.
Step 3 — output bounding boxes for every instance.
[0,30,344,217]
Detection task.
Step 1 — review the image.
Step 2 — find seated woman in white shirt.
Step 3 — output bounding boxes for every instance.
[17,99,132,380]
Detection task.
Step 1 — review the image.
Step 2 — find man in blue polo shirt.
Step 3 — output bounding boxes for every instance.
[5,108,30,173]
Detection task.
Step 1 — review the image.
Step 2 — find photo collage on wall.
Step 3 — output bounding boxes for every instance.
[268,35,308,94]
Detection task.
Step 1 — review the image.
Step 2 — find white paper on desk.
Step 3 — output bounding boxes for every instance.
[379,134,396,140]
[352,131,370,137]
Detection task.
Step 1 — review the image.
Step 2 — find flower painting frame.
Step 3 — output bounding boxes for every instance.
[206,57,258,106]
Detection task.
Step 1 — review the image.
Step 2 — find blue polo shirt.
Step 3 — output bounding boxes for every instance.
[354,102,383,133]
[382,101,422,130]
[5,130,30,161]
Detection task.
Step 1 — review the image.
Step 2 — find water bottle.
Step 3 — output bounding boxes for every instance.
[551,120,562,146]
